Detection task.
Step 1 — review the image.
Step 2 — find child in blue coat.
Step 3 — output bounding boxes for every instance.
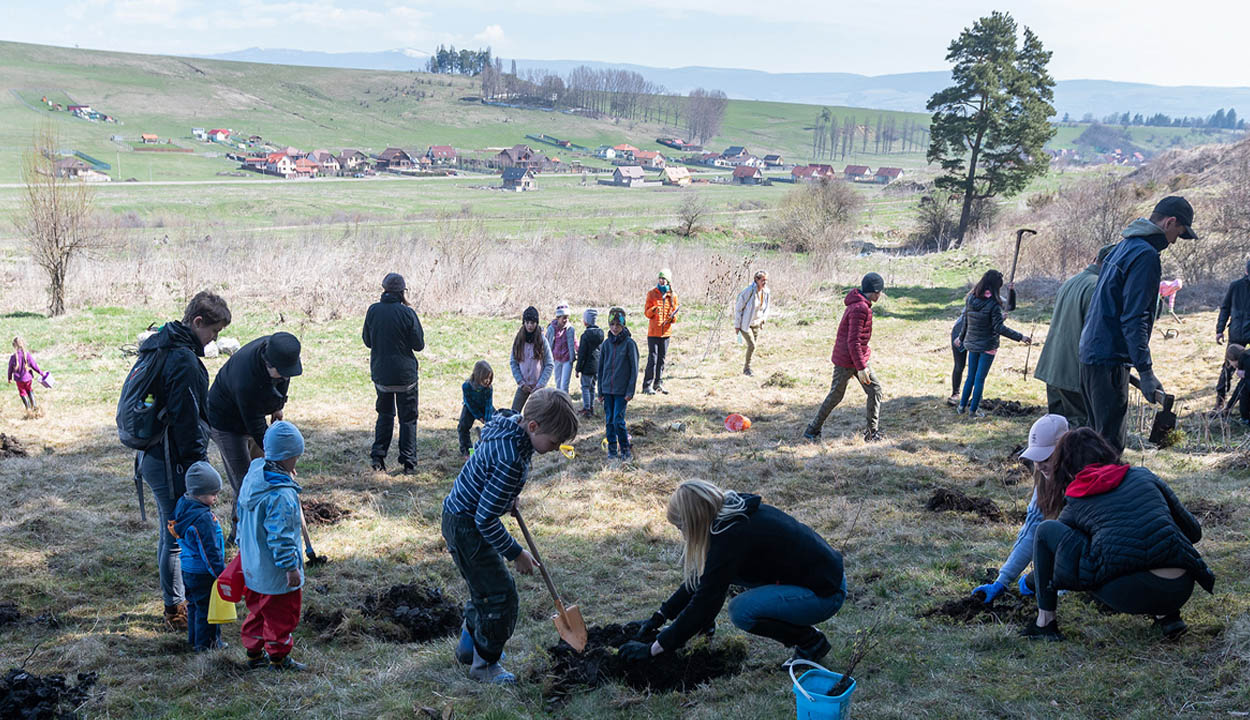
[598,307,639,461]
[459,360,495,458]
[170,461,227,651]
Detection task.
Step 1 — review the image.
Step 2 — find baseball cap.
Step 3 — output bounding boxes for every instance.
[1152,196,1197,239]
[1020,414,1070,462]
[265,332,303,378]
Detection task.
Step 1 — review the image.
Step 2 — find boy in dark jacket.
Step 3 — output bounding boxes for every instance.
[576,309,605,417]
[805,273,884,443]
[443,388,579,684]
[1215,259,1250,409]
[170,461,227,651]
[598,307,639,460]
[362,273,425,473]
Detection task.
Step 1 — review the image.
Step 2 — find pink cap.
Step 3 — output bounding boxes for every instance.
[1020,414,1069,462]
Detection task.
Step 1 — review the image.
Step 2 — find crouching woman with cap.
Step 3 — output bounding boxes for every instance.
[1022,428,1214,641]
[207,331,302,544]
[620,480,846,665]
[363,273,425,473]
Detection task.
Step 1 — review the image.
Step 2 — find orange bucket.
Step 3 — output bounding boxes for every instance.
[725,414,752,432]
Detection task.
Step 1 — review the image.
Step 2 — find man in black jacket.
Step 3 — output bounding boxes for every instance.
[1215,259,1250,409]
[1078,197,1196,451]
[363,273,425,472]
[207,331,302,543]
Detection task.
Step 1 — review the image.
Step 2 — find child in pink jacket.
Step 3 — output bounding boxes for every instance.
[8,336,47,417]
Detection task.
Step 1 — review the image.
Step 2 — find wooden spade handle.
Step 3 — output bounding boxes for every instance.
[512,508,569,617]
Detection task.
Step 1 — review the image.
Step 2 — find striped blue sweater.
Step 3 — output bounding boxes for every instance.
[442,410,534,560]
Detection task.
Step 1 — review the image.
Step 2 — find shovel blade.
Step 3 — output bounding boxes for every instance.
[554,604,588,653]
[1150,411,1177,446]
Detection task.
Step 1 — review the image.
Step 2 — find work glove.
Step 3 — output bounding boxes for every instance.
[972,581,1005,603]
[1138,369,1164,404]
[624,611,666,639]
[856,368,871,386]
[1217,332,1225,345]
[1018,574,1035,597]
[618,640,654,662]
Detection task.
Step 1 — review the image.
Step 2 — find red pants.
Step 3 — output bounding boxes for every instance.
[241,587,302,659]
[15,380,32,398]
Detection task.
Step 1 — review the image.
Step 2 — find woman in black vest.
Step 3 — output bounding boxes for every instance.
[362,273,425,473]
[1023,428,1214,641]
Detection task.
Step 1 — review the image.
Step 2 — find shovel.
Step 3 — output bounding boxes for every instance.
[512,508,588,652]
[1129,374,1177,446]
[1006,228,1036,312]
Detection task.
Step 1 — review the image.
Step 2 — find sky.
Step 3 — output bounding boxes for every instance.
[5,0,1249,87]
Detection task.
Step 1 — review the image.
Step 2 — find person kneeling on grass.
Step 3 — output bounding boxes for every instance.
[620,480,846,665]
[1021,428,1214,642]
[237,421,308,671]
[443,387,579,684]
[972,414,1068,604]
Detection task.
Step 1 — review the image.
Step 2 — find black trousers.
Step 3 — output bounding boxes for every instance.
[373,387,418,467]
[1080,363,1128,452]
[457,406,481,454]
[442,510,517,663]
[1046,385,1088,428]
[951,347,967,396]
[643,336,669,390]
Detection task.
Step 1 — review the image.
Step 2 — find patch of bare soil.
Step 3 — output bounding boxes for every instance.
[0,434,28,459]
[978,399,1043,418]
[1185,498,1234,526]
[303,500,350,526]
[925,488,1004,522]
[359,584,462,643]
[0,667,98,719]
[0,603,20,627]
[628,419,657,437]
[922,592,1035,626]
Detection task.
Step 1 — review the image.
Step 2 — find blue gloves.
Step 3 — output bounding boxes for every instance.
[618,641,653,662]
[1018,574,1035,597]
[972,581,1005,603]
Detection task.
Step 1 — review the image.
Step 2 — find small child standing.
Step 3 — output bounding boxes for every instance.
[236,421,307,671]
[443,388,579,684]
[546,304,577,394]
[459,360,495,458]
[171,461,228,651]
[575,309,605,417]
[509,306,553,412]
[8,336,46,417]
[598,307,639,461]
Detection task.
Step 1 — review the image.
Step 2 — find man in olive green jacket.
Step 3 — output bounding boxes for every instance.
[1033,245,1114,427]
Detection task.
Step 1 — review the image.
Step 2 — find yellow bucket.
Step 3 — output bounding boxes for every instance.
[207,579,238,624]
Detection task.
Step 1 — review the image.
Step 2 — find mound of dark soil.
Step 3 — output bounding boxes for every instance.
[360,584,461,643]
[628,419,657,437]
[303,500,350,526]
[979,399,1042,418]
[762,371,797,388]
[1185,498,1234,526]
[921,592,1034,626]
[0,604,20,627]
[0,435,28,459]
[540,623,746,703]
[0,667,97,719]
[925,488,1003,522]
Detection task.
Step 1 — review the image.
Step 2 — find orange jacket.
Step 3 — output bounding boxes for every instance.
[644,287,679,338]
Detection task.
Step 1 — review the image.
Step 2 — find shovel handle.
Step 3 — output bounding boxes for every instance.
[512,509,569,618]
[1127,374,1170,406]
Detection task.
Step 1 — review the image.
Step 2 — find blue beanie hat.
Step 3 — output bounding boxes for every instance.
[264,420,305,461]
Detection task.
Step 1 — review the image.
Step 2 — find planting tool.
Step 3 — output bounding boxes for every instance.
[299,503,324,565]
[559,444,576,459]
[513,508,588,652]
[1129,374,1177,446]
[1006,228,1036,311]
[1022,321,1038,378]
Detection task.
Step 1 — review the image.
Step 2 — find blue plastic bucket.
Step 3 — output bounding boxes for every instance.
[789,659,856,720]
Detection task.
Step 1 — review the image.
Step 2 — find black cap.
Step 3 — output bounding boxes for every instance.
[382,272,406,293]
[265,332,303,378]
[861,272,885,294]
[1152,196,1197,239]
[522,306,539,323]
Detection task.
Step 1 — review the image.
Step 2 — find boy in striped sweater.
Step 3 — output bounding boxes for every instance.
[442,387,578,684]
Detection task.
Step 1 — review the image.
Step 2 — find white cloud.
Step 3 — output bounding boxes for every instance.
[474,23,504,45]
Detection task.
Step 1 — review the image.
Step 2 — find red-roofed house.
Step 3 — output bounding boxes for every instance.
[634,150,666,170]
[791,165,817,182]
[208,129,231,142]
[427,145,457,165]
[265,153,296,177]
[844,165,871,181]
[140,133,159,143]
[495,144,537,169]
[294,157,320,177]
[733,165,763,185]
[613,143,640,158]
[874,167,903,184]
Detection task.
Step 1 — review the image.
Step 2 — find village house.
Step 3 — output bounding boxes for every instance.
[140,133,159,144]
[721,146,749,160]
[732,165,764,185]
[791,165,818,182]
[844,165,871,181]
[874,167,903,184]
[726,154,763,168]
[594,145,617,160]
[763,154,784,167]
[660,166,692,186]
[634,150,666,170]
[191,128,207,141]
[208,129,231,142]
[309,150,340,176]
[495,144,537,169]
[427,145,457,165]
[53,157,110,182]
[613,165,646,187]
[294,157,320,177]
[265,152,297,177]
[338,149,368,173]
[612,143,640,161]
[377,147,415,171]
[698,152,728,167]
[501,167,536,192]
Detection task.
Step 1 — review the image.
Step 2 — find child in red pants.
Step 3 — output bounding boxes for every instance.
[8,336,46,417]
[236,421,307,670]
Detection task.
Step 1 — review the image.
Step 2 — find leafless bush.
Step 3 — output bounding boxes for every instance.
[675,192,707,238]
[1018,174,1139,279]
[909,194,997,253]
[772,179,862,256]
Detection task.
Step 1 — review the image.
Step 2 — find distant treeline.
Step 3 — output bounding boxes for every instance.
[425,45,493,76]
[810,109,930,159]
[1064,107,1246,130]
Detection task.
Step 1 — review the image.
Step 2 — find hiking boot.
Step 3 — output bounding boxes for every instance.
[370,458,386,472]
[743,367,753,377]
[802,428,821,442]
[608,448,619,460]
[790,632,832,664]
[401,463,416,475]
[655,385,669,395]
[1154,612,1188,640]
[1019,619,1064,641]
[946,394,959,407]
[469,648,516,684]
[621,447,633,462]
[864,429,884,443]
[269,656,307,672]
[642,386,655,395]
[164,603,188,631]
[245,652,269,670]
[455,626,474,665]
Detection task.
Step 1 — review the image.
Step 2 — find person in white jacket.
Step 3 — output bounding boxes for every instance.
[733,271,770,376]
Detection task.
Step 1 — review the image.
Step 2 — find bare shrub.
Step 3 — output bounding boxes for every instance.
[675,192,707,238]
[772,179,862,256]
[1013,175,1138,280]
[909,194,997,252]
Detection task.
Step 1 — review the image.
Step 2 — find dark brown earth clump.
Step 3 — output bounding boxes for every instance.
[0,434,28,459]
[0,667,98,719]
[0,604,20,627]
[925,488,1004,522]
[303,500,350,526]
[539,623,747,703]
[979,399,1043,418]
[359,584,461,643]
[922,592,1034,626]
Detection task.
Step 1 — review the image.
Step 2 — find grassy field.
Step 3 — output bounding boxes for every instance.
[0,234,1247,718]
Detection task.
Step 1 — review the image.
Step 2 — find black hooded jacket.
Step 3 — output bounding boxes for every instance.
[362,293,425,387]
[139,321,210,479]
[207,336,291,447]
[1217,276,1250,343]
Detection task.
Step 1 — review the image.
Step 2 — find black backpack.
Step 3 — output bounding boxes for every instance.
[117,345,170,450]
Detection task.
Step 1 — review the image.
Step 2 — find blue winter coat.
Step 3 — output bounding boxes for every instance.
[1079,219,1167,370]
[172,495,226,576]
[462,381,494,422]
[236,458,303,595]
[597,327,639,397]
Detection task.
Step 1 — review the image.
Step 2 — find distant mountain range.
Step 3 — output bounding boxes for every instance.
[200,48,1250,120]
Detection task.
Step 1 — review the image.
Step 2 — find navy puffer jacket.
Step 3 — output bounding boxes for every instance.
[958,293,1023,353]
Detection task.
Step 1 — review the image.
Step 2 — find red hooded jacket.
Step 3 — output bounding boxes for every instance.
[1065,463,1129,498]
[831,289,873,370]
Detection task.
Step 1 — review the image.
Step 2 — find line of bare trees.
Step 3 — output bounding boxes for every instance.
[810,109,931,160]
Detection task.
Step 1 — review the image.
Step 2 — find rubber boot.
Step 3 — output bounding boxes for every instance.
[456,624,505,665]
[468,647,516,685]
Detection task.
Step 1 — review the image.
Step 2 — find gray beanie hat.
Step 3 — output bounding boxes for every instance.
[185,460,222,497]
[264,420,306,461]
[583,308,598,325]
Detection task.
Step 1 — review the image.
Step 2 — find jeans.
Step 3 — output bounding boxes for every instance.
[457,406,481,455]
[959,351,996,414]
[373,386,418,467]
[643,336,669,390]
[183,571,220,650]
[580,374,596,411]
[140,445,185,607]
[951,347,967,396]
[1080,363,1129,452]
[553,361,573,393]
[1046,385,1088,428]
[727,577,846,646]
[807,365,881,434]
[210,427,252,544]
[603,394,629,451]
[739,325,761,371]
[442,510,517,664]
